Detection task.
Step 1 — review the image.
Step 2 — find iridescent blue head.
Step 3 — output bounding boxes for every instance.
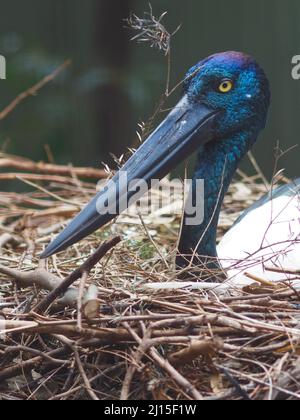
[41,51,271,261]
[185,51,270,139]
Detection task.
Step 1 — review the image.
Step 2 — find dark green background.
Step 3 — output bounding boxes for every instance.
[0,0,299,179]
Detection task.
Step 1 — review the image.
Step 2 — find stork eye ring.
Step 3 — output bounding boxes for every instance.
[218,79,233,93]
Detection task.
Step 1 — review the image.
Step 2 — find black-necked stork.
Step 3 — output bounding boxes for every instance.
[41,51,300,288]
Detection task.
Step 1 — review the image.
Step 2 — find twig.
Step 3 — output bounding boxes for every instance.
[0,265,96,309]
[0,346,71,382]
[74,346,99,400]
[0,154,107,179]
[77,272,88,330]
[122,321,203,400]
[0,60,71,120]
[169,338,223,367]
[121,322,151,400]
[149,347,203,400]
[33,236,121,314]
[247,151,269,189]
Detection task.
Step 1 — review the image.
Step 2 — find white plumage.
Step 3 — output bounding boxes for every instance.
[147,180,300,293]
[218,179,300,287]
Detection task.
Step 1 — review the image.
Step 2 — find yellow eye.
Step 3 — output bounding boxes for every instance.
[218,79,233,93]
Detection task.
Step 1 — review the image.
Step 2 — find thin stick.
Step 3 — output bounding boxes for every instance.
[0,60,71,120]
[0,154,107,179]
[138,214,169,268]
[149,347,203,400]
[77,272,88,331]
[0,172,91,185]
[74,346,99,400]
[247,151,269,188]
[33,236,121,314]
[121,323,151,400]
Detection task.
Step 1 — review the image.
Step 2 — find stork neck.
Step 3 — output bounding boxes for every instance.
[177,128,258,267]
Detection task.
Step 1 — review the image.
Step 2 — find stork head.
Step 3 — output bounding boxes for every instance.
[185,51,270,137]
[41,51,270,258]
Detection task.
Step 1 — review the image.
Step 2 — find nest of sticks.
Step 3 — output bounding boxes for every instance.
[0,152,299,401]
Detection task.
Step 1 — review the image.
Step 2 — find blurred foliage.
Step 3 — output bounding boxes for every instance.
[0,0,300,179]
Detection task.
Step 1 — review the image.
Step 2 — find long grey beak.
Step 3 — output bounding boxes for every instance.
[41,96,221,258]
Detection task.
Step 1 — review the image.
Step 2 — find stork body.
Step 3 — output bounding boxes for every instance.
[218,180,300,285]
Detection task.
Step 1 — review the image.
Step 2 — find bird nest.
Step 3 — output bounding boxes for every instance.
[0,152,299,401]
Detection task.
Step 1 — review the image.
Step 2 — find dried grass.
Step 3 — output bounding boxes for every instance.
[0,154,299,401]
[125,4,180,55]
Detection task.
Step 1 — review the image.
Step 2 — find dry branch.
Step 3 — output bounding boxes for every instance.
[0,265,98,309]
[0,152,300,400]
[169,338,223,368]
[0,346,71,383]
[0,154,107,180]
[33,236,121,314]
[0,60,71,121]
[0,172,94,185]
